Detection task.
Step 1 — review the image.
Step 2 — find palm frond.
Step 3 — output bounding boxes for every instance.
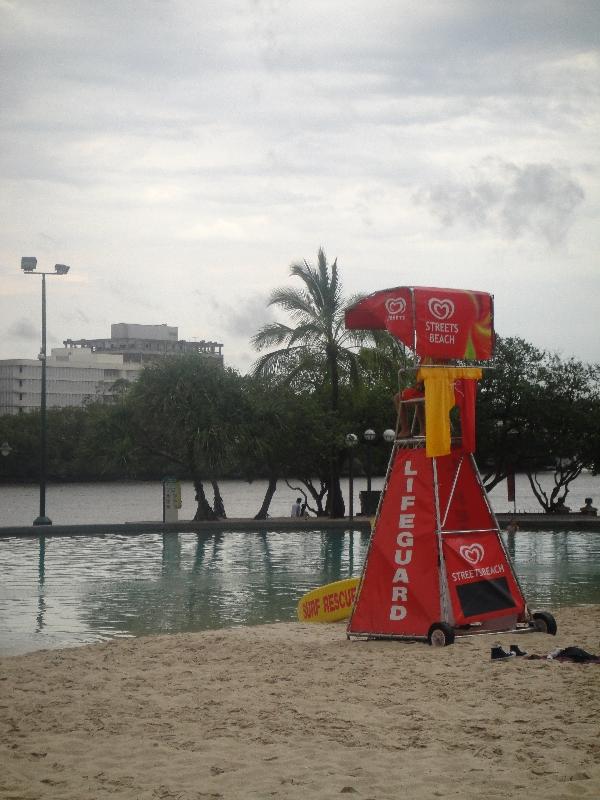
[250,322,295,351]
[268,287,315,320]
[251,348,299,378]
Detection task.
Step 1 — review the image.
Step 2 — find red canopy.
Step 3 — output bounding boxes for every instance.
[345,286,494,361]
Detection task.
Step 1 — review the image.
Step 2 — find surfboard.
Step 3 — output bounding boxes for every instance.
[297,577,360,623]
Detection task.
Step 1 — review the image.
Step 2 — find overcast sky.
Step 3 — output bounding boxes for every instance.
[1,0,599,372]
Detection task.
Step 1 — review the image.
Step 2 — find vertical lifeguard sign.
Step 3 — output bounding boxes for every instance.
[346,286,531,644]
[348,447,440,637]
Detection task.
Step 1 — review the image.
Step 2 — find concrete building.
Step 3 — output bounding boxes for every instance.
[64,323,223,366]
[0,323,224,415]
[0,348,142,415]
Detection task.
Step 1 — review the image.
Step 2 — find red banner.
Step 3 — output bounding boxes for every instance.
[348,448,440,638]
[443,533,525,626]
[437,451,526,626]
[345,285,494,361]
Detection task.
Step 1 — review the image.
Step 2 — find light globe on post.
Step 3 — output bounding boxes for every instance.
[1,442,12,457]
[383,429,396,444]
[21,257,71,526]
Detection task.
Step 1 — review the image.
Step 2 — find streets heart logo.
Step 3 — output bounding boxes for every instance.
[385,297,407,317]
[459,543,485,566]
[428,297,455,320]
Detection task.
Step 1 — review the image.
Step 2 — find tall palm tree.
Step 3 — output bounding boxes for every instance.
[251,248,368,516]
[251,248,363,413]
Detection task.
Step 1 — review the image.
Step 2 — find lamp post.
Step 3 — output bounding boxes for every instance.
[345,433,358,519]
[363,428,376,493]
[21,257,70,526]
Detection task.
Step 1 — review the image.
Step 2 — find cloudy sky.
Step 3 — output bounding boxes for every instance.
[1,0,599,372]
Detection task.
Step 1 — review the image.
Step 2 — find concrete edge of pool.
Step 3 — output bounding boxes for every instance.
[0,513,599,537]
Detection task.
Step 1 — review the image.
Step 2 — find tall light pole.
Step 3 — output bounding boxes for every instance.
[345,433,358,519]
[363,428,376,493]
[21,257,70,526]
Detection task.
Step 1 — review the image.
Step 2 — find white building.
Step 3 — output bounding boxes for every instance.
[0,348,142,415]
[0,322,224,415]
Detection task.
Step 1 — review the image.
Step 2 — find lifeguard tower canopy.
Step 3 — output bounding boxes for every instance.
[345,286,494,361]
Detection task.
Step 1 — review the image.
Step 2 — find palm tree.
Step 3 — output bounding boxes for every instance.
[251,248,367,516]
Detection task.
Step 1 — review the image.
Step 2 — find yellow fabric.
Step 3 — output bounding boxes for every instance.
[417,367,482,457]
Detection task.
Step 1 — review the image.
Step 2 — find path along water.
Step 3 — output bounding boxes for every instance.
[1,473,599,526]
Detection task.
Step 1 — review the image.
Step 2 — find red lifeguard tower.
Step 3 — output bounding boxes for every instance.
[344,286,557,646]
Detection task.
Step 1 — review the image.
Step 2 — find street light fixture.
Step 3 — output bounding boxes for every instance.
[0,441,12,457]
[383,429,396,443]
[21,257,71,525]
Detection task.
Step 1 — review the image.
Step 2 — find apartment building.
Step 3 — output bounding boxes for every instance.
[0,323,224,415]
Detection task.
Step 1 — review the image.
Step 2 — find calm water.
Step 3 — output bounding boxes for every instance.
[1,476,600,656]
[1,527,600,656]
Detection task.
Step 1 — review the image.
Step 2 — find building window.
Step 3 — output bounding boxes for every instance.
[19,393,23,401]
[19,380,23,387]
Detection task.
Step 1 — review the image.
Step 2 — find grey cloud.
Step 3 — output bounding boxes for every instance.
[206,292,276,339]
[417,160,585,245]
[7,319,39,341]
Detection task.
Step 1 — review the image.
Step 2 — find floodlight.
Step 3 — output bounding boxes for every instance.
[54,264,70,275]
[21,257,37,272]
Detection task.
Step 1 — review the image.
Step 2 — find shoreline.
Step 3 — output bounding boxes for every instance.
[1,606,600,798]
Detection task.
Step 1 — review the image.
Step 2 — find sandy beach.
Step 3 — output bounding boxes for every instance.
[1,606,600,800]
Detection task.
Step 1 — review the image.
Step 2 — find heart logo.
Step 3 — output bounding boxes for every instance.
[428,298,455,320]
[459,543,485,566]
[385,297,407,316]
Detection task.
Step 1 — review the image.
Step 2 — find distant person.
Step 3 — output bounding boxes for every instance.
[291,497,302,517]
[580,497,598,516]
[553,497,571,514]
[301,500,309,518]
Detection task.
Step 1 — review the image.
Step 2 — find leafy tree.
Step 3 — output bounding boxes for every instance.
[477,336,600,511]
[251,248,394,516]
[123,355,249,519]
[239,377,334,517]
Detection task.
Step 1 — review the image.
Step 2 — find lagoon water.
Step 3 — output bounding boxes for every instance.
[1,475,600,656]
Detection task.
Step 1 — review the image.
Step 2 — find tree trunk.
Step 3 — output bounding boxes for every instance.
[211,479,227,518]
[285,477,326,516]
[255,476,277,519]
[193,477,218,520]
[527,462,583,513]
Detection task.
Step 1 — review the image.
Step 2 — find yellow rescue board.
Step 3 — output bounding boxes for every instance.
[297,577,360,623]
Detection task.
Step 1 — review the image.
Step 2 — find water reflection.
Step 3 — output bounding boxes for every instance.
[36,535,46,633]
[0,528,599,656]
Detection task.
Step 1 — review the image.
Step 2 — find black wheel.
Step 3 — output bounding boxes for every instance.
[532,611,558,636]
[427,622,455,647]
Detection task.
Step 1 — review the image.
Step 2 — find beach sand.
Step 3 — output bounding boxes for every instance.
[1,606,600,799]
